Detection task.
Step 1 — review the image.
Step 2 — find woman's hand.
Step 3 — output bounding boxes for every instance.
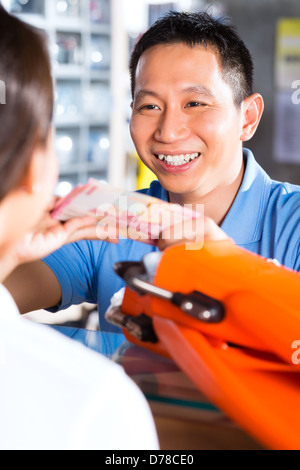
[9,199,118,266]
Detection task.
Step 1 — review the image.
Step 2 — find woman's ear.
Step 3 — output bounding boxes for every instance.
[240,93,264,142]
[19,145,44,195]
[20,129,55,195]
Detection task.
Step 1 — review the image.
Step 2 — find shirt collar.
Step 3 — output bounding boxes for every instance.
[0,284,20,318]
[221,148,272,245]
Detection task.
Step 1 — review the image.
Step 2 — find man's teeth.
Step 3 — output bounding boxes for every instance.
[157,152,199,166]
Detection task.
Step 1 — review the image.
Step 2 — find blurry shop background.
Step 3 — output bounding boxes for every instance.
[3,0,300,327]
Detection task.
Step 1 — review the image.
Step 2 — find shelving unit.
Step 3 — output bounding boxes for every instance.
[5,0,128,196]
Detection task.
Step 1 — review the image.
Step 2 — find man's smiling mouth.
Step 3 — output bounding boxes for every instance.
[154,152,200,166]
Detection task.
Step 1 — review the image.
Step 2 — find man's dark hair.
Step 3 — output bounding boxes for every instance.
[129,11,254,107]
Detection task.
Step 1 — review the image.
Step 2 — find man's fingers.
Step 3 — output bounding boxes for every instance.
[158,216,228,251]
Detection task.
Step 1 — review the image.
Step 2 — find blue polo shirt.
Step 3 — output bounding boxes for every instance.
[44,149,300,331]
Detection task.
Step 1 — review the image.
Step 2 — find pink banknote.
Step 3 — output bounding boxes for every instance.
[51,178,203,245]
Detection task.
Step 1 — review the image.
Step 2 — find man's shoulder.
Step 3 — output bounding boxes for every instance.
[267,181,300,250]
[269,179,300,209]
[138,179,168,200]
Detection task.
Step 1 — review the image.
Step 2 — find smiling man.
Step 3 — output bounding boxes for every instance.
[129,11,300,265]
[130,41,261,224]
[129,12,262,221]
[4,11,300,332]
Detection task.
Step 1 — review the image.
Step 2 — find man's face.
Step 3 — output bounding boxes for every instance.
[130,43,245,203]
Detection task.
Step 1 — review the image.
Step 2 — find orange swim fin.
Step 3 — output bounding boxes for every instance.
[106,239,300,449]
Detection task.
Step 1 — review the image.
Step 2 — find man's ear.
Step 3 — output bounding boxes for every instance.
[240,93,264,142]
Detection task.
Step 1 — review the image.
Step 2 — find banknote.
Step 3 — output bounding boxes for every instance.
[51,178,203,245]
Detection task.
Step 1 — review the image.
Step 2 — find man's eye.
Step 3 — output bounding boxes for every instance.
[186,101,206,107]
[140,104,159,110]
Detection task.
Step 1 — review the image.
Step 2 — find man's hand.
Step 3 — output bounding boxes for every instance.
[157,216,228,251]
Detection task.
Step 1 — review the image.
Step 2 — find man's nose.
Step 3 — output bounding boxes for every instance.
[154,108,190,142]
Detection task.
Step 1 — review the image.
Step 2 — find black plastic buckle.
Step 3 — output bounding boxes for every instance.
[114,261,225,324]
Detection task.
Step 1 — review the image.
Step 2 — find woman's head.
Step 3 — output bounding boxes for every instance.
[0,5,55,202]
[0,6,58,253]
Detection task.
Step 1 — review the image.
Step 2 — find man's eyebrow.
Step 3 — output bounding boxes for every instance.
[134,85,215,101]
[133,89,159,101]
[183,85,215,97]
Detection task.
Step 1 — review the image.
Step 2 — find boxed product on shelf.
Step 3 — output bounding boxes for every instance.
[84,82,111,122]
[89,0,110,24]
[55,31,83,65]
[10,0,45,15]
[89,34,110,70]
[55,130,79,166]
[55,80,82,119]
[55,0,80,17]
[88,129,110,170]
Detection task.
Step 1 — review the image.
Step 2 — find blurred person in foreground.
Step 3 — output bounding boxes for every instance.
[0,5,159,450]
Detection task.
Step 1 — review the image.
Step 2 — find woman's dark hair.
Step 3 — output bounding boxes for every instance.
[0,5,53,201]
[129,11,254,107]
